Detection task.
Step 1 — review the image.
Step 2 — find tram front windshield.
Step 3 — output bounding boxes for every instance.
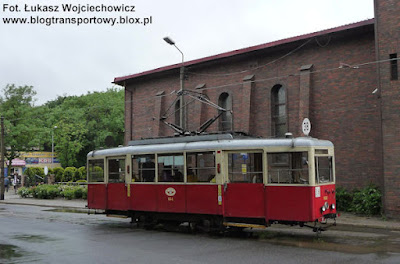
[315,156,334,184]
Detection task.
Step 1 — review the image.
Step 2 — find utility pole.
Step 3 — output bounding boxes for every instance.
[179,65,185,130]
[163,36,185,131]
[0,116,5,200]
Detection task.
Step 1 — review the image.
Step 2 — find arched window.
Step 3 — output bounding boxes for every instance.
[271,85,287,137]
[175,99,180,127]
[218,92,232,131]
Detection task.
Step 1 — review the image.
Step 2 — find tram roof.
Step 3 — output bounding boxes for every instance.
[87,137,333,158]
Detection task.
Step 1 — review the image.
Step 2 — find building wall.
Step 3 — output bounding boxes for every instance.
[310,33,381,189]
[125,25,382,192]
[375,0,400,217]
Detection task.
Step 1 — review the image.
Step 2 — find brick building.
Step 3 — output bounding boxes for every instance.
[114,0,400,217]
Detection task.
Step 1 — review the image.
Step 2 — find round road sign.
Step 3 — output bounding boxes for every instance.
[302,118,311,136]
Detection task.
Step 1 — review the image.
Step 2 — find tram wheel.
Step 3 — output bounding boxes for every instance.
[162,220,181,232]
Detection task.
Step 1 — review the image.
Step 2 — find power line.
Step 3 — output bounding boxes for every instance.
[4,57,399,124]
[187,38,314,77]
[123,56,399,104]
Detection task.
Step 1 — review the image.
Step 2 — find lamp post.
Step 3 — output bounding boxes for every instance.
[163,36,185,131]
[51,126,57,168]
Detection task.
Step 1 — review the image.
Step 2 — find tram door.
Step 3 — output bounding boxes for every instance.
[223,152,265,218]
[106,157,129,211]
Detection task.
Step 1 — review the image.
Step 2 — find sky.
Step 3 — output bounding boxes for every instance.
[0,0,374,105]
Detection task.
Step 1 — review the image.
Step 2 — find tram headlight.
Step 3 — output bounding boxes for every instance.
[321,202,329,212]
[331,204,336,210]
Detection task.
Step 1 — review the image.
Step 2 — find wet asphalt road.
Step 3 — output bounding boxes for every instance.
[1,204,400,264]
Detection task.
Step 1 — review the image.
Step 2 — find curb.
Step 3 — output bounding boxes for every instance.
[335,222,400,231]
[2,199,400,231]
[0,199,87,209]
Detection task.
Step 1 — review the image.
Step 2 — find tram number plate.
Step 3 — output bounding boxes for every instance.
[315,187,321,198]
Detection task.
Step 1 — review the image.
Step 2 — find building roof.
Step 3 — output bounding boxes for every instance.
[114,18,374,85]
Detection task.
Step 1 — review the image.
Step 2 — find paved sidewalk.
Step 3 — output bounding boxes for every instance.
[335,212,400,231]
[1,190,400,231]
[0,190,86,209]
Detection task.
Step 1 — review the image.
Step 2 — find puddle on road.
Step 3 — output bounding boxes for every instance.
[92,219,400,255]
[0,244,25,260]
[12,234,58,243]
[44,208,90,214]
[256,230,400,254]
[0,243,39,263]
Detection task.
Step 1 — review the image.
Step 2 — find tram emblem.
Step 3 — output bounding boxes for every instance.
[165,187,176,197]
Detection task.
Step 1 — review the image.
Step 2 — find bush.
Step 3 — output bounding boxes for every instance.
[351,184,382,216]
[47,185,61,199]
[72,169,82,182]
[17,184,87,200]
[72,167,87,182]
[17,187,32,198]
[63,167,77,182]
[72,186,87,199]
[77,166,87,181]
[336,184,382,216]
[62,189,75,200]
[31,184,60,199]
[59,185,76,199]
[82,187,88,199]
[24,167,45,187]
[52,167,65,182]
[336,186,353,212]
[76,180,87,183]
[74,187,84,199]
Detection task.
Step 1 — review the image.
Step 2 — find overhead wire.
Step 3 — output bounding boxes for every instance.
[186,38,314,77]
[4,57,399,125]
[315,35,332,48]
[123,56,400,104]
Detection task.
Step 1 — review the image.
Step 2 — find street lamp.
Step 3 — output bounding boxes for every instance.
[51,126,57,168]
[163,36,185,131]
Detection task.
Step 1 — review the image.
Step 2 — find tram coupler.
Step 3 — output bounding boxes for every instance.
[304,217,336,233]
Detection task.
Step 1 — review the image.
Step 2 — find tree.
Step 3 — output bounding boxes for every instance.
[54,120,87,168]
[0,85,124,169]
[0,84,41,171]
[49,88,124,166]
[78,88,124,164]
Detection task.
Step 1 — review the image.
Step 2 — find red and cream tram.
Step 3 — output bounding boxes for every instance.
[87,134,336,231]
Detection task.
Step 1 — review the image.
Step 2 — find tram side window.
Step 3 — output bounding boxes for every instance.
[108,159,125,183]
[228,153,263,183]
[315,156,333,184]
[268,152,309,184]
[88,160,104,182]
[186,152,216,183]
[132,155,155,182]
[158,154,184,182]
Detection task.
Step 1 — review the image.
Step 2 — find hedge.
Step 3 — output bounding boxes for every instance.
[63,167,77,182]
[336,184,382,216]
[23,166,86,184]
[52,167,65,182]
[17,184,87,200]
